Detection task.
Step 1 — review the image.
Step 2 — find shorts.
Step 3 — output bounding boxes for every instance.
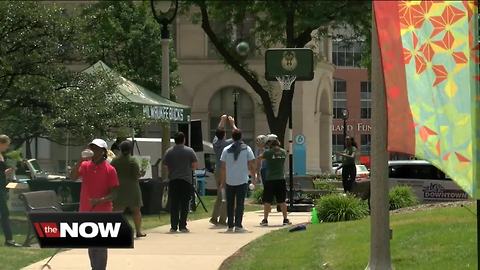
[262,179,287,204]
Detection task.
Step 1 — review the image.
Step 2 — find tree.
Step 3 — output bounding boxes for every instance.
[0,1,147,154]
[79,0,180,99]
[182,0,371,143]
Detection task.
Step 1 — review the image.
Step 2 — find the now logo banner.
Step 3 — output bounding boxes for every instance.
[28,212,133,248]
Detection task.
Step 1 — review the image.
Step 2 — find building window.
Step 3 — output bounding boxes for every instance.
[332,41,363,67]
[361,134,371,155]
[209,88,254,146]
[333,79,347,119]
[332,134,345,156]
[360,81,372,119]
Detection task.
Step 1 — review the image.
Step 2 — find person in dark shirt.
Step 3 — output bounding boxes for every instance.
[162,132,198,233]
[335,136,358,193]
[0,135,21,247]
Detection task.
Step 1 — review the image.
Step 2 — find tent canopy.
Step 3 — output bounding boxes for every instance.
[83,61,191,123]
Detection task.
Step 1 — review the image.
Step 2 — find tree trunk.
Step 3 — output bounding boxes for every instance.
[199,1,295,142]
[25,139,32,159]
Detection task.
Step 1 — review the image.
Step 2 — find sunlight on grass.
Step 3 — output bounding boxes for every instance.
[224,204,476,270]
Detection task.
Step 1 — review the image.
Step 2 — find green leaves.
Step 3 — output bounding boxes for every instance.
[0,1,149,148]
[316,193,369,222]
[78,0,180,97]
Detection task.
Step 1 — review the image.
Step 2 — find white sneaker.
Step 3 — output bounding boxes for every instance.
[226,227,234,233]
[234,227,247,233]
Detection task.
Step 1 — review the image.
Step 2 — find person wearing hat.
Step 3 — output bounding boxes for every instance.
[255,135,268,184]
[258,136,291,226]
[70,138,119,270]
[110,141,146,238]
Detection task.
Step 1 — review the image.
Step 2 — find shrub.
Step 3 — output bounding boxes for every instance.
[312,180,336,193]
[389,185,418,210]
[316,194,369,222]
[252,188,264,204]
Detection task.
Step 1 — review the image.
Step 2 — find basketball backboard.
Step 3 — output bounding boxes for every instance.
[265,48,314,81]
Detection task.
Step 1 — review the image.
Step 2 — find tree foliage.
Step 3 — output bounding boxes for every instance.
[79,0,180,98]
[0,1,147,151]
[182,0,371,142]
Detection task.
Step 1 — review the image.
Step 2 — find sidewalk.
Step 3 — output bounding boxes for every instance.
[23,211,310,270]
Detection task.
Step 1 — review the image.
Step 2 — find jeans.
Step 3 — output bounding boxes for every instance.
[0,190,13,241]
[169,179,191,230]
[88,248,108,270]
[226,183,247,228]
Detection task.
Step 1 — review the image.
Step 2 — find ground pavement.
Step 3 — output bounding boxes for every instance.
[23,211,310,270]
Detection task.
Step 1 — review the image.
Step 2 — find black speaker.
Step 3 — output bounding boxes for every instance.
[178,120,203,152]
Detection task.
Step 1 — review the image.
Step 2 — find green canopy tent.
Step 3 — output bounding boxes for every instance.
[80,61,193,176]
[83,60,191,123]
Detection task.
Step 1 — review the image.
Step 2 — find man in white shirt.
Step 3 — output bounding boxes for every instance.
[220,129,256,232]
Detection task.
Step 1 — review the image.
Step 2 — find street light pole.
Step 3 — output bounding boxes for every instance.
[342,108,349,146]
[151,0,178,181]
[232,89,239,126]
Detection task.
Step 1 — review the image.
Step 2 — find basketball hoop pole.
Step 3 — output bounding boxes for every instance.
[276,75,296,210]
[266,48,314,211]
[288,90,294,209]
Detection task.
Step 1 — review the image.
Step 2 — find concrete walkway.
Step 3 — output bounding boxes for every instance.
[23,211,310,270]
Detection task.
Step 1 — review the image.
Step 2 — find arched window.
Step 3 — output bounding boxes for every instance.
[209,87,255,146]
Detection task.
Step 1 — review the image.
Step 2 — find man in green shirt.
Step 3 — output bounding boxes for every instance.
[257,136,291,226]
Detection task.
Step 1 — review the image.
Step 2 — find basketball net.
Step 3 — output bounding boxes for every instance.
[275,75,296,91]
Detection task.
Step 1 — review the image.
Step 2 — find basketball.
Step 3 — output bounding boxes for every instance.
[236,41,250,56]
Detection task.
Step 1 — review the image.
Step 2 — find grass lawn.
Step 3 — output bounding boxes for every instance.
[223,203,476,270]
[1,196,261,270]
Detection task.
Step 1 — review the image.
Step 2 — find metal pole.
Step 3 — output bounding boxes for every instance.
[366,11,392,270]
[233,92,238,126]
[477,200,479,270]
[161,24,171,181]
[343,117,347,146]
[65,132,69,174]
[288,90,294,209]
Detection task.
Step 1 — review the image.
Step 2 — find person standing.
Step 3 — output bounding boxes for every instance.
[110,141,145,238]
[70,139,119,270]
[220,129,256,233]
[163,132,198,233]
[255,135,268,184]
[0,135,21,247]
[258,137,291,226]
[210,115,237,226]
[335,136,358,193]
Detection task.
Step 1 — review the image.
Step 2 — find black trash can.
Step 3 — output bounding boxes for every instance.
[139,179,166,215]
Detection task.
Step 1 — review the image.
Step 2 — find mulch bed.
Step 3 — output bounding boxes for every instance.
[390,200,474,214]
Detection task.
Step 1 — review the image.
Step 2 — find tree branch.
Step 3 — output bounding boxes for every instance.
[198,1,277,126]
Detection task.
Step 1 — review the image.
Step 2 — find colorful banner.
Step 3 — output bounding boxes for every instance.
[374,1,479,197]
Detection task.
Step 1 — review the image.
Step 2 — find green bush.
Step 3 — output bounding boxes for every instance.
[252,188,263,204]
[312,180,336,192]
[316,194,369,222]
[389,185,419,210]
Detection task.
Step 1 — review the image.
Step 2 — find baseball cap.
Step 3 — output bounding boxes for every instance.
[89,138,108,150]
[256,135,268,145]
[266,134,278,141]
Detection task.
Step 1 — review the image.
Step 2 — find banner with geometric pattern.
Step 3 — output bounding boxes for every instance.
[374,1,479,197]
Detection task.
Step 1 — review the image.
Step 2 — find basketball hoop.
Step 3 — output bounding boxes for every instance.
[275,75,297,91]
